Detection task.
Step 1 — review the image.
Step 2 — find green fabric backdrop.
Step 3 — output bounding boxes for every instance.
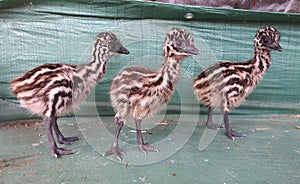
[1,0,299,122]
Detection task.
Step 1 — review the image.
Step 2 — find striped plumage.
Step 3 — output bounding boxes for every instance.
[10,32,129,157]
[193,26,282,140]
[104,28,199,160]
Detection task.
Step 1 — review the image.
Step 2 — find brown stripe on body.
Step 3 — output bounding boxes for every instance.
[51,91,72,117]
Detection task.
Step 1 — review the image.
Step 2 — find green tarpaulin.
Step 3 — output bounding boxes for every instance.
[1,0,299,122]
[0,1,299,184]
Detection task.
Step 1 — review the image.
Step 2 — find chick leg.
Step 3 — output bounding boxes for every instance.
[44,117,74,158]
[206,107,223,130]
[103,117,125,160]
[52,117,80,145]
[223,111,246,140]
[135,118,158,154]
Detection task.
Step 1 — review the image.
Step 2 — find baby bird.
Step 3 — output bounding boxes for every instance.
[10,32,129,157]
[193,26,282,140]
[104,28,199,160]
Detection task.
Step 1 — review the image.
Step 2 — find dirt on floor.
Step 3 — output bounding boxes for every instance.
[0,119,42,129]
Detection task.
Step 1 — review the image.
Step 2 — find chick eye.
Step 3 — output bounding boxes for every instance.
[176,41,182,46]
[109,43,117,50]
[263,37,269,43]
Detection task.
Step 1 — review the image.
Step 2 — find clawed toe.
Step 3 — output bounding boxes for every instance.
[104,147,125,161]
[207,123,223,130]
[51,147,75,158]
[138,143,159,154]
[226,130,246,140]
[58,136,80,145]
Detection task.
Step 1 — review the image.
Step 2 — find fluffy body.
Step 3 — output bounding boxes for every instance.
[192,26,282,139]
[193,52,271,112]
[110,58,181,120]
[10,32,129,157]
[105,28,199,160]
[10,63,104,117]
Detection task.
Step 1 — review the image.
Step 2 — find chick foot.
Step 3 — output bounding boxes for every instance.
[138,143,159,154]
[104,146,125,161]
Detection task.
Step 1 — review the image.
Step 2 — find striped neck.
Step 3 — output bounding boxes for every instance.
[252,48,272,74]
[74,41,110,93]
[72,41,110,104]
[85,41,110,81]
[157,56,183,91]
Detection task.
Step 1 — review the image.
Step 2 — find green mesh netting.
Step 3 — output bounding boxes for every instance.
[1,0,299,122]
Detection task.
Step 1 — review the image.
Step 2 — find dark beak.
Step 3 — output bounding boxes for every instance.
[116,47,130,54]
[180,45,200,55]
[267,43,282,52]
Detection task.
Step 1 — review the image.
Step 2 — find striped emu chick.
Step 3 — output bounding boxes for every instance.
[104,28,199,160]
[10,32,129,157]
[193,26,282,140]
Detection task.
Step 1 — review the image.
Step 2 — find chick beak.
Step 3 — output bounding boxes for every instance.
[117,47,130,54]
[180,45,200,55]
[268,43,283,52]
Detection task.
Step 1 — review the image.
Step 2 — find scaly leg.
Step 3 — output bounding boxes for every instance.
[44,117,74,158]
[223,111,246,140]
[103,117,125,160]
[206,107,223,130]
[135,118,158,154]
[52,117,80,145]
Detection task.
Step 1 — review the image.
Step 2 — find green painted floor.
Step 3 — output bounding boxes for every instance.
[0,115,299,184]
